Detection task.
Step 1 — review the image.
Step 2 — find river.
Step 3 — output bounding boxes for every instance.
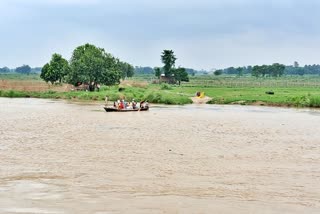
[0,98,320,214]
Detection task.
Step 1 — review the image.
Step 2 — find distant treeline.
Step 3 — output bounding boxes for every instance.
[135,63,320,77]
[217,62,320,76]
[134,66,207,76]
[3,62,320,77]
[0,65,41,74]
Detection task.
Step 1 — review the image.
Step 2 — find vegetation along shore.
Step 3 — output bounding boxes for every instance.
[1,75,320,107]
[1,44,320,108]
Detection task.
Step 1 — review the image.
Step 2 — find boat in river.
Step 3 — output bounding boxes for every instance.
[104,106,149,112]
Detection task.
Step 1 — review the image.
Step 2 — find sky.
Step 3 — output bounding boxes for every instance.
[1,0,320,70]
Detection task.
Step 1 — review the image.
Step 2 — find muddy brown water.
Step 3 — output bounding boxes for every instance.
[0,98,320,214]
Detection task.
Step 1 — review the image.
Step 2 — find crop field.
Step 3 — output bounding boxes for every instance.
[0,74,72,92]
[0,79,71,92]
[170,77,320,107]
[182,75,320,88]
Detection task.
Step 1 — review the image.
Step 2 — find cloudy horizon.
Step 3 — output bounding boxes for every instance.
[1,0,320,70]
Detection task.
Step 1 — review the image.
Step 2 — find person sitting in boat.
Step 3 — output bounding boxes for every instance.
[132,99,137,109]
[125,101,129,109]
[140,100,146,109]
[127,102,133,109]
[117,100,123,109]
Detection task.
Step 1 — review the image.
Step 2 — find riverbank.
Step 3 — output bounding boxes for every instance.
[0,87,193,105]
[1,86,320,108]
[1,77,320,107]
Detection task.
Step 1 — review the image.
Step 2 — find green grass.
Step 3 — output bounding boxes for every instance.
[172,86,320,107]
[0,85,193,105]
[183,75,320,88]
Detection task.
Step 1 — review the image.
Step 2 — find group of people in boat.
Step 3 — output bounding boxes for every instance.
[105,96,148,110]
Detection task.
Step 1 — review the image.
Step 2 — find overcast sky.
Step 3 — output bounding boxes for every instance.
[1,0,320,70]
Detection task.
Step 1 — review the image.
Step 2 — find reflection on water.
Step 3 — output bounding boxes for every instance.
[1,98,320,214]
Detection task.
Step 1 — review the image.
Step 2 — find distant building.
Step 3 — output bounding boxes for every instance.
[160,74,175,84]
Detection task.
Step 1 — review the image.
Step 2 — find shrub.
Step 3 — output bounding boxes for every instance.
[160,83,172,90]
[309,96,320,107]
[144,91,192,104]
[287,95,310,107]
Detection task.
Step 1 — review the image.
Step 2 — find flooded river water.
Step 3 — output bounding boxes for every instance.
[0,98,320,214]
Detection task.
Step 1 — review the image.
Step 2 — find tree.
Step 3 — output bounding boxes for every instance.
[119,62,134,80]
[126,64,134,78]
[270,63,285,77]
[252,65,261,77]
[101,69,122,86]
[297,67,305,76]
[161,50,177,77]
[67,43,121,89]
[225,67,237,75]
[40,53,70,84]
[236,67,243,76]
[294,61,299,68]
[185,68,196,76]
[154,67,161,79]
[251,64,285,77]
[40,63,51,83]
[0,67,10,73]
[173,67,189,85]
[16,65,31,74]
[214,69,223,76]
[134,66,154,75]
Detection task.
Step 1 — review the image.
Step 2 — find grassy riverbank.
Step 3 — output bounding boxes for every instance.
[0,85,193,105]
[1,74,320,107]
[1,85,320,107]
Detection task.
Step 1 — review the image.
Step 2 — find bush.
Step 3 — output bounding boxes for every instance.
[160,83,172,90]
[287,95,310,107]
[144,91,192,104]
[309,96,320,107]
[3,90,27,98]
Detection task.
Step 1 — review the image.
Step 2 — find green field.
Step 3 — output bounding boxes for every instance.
[184,75,320,88]
[175,76,320,107]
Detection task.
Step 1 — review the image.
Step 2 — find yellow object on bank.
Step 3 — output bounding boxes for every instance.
[197,92,205,98]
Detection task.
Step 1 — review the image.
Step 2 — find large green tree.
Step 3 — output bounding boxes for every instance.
[40,53,70,84]
[67,43,121,88]
[173,67,189,85]
[161,50,177,77]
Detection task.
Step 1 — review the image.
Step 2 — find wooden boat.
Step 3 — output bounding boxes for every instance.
[104,106,149,112]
